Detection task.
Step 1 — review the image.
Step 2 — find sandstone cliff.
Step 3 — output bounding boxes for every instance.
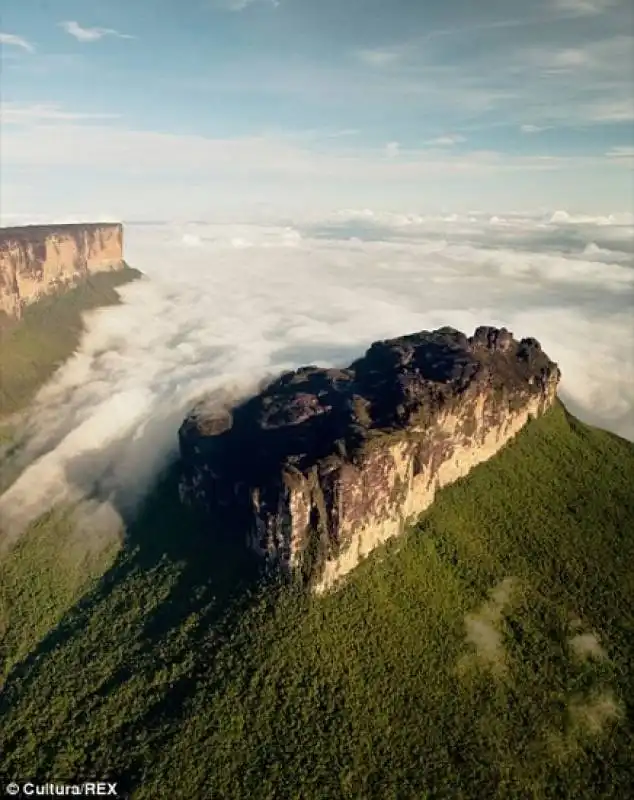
[0,223,125,319]
[179,326,561,591]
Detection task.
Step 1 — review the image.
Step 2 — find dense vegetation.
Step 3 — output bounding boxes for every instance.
[0,266,141,417]
[1,400,632,799]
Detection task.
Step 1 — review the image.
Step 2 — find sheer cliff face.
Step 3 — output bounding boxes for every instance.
[179,326,561,591]
[0,223,124,318]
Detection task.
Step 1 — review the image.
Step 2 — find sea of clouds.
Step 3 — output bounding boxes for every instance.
[0,208,632,541]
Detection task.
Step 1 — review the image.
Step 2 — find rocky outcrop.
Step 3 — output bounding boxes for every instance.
[0,223,125,318]
[179,326,561,591]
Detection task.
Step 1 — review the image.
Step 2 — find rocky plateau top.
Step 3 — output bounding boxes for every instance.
[179,326,560,589]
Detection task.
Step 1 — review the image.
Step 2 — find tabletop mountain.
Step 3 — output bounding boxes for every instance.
[179,325,560,590]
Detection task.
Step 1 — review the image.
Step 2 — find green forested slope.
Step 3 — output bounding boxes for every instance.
[0,267,142,417]
[0,401,632,799]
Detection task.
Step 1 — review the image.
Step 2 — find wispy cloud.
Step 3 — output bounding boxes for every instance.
[0,103,120,125]
[214,0,280,10]
[1,117,609,179]
[605,146,634,158]
[327,129,360,138]
[0,32,35,53]
[605,146,634,166]
[60,21,135,43]
[4,112,630,218]
[581,98,634,123]
[552,0,621,16]
[546,48,592,70]
[423,34,633,128]
[355,48,403,67]
[174,24,631,134]
[524,36,633,77]
[426,134,466,147]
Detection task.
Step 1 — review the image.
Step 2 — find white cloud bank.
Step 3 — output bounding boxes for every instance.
[2,110,632,217]
[0,210,632,540]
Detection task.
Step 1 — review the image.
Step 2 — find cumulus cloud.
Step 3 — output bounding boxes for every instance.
[0,32,35,53]
[0,209,632,542]
[60,21,135,42]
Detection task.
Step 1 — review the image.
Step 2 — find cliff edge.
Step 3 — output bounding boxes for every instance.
[0,223,125,319]
[179,326,561,591]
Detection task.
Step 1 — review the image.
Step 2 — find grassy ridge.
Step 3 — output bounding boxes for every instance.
[0,401,632,798]
[0,267,142,417]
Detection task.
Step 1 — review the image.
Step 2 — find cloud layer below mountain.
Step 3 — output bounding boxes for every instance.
[0,210,632,539]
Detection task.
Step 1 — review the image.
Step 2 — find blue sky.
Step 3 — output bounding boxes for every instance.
[1,0,632,219]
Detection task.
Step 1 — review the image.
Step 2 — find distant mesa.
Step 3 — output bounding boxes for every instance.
[0,222,126,319]
[179,325,561,591]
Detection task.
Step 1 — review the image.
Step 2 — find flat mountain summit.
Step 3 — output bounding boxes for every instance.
[0,222,125,320]
[179,326,561,589]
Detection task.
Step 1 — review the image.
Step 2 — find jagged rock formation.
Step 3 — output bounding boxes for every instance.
[179,326,561,591]
[0,223,125,319]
